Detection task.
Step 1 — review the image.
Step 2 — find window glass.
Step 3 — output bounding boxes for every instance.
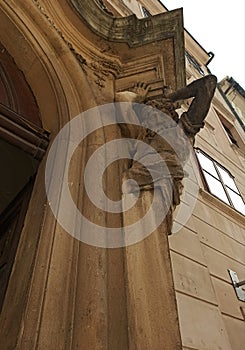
[196,152,218,177]
[204,173,230,204]
[226,189,245,215]
[185,51,205,76]
[216,165,238,192]
[222,123,238,146]
[142,6,151,17]
[196,149,245,215]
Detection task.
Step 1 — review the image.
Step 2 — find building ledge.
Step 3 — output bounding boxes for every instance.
[70,0,184,47]
[199,189,245,225]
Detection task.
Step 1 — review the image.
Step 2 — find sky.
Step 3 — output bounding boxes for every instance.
[161,0,245,89]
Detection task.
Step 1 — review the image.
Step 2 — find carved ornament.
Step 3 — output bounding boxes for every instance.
[32,0,87,68]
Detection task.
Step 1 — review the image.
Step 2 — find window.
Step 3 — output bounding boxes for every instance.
[185,51,205,76]
[222,123,238,146]
[95,0,114,16]
[141,6,151,17]
[215,109,238,146]
[196,149,245,215]
[214,108,244,151]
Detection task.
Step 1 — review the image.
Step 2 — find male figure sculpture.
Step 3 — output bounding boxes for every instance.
[116,75,217,231]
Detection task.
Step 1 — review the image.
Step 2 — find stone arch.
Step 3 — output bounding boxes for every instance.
[0,2,92,348]
[0,3,69,132]
[0,2,98,133]
[0,42,41,126]
[0,2,184,349]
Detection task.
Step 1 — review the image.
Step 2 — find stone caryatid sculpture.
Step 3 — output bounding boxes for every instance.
[116,75,217,232]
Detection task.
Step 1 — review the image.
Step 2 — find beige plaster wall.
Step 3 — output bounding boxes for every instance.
[169,92,245,349]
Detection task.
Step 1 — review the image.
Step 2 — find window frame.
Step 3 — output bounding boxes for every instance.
[222,122,238,146]
[214,108,245,152]
[185,51,205,76]
[195,148,245,215]
[141,6,151,17]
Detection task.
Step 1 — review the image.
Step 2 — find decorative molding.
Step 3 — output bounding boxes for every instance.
[88,58,121,88]
[32,0,121,88]
[0,103,49,160]
[115,56,165,98]
[32,0,87,68]
[70,0,185,89]
[32,0,185,89]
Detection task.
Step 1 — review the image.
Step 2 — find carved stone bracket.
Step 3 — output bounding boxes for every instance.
[88,58,121,88]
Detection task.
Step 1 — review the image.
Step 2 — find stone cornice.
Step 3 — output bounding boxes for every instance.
[71,0,184,48]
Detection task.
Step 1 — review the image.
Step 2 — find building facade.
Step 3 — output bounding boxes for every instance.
[219,76,245,127]
[0,1,244,349]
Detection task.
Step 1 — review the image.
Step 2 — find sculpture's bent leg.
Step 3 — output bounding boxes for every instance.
[168,75,217,134]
